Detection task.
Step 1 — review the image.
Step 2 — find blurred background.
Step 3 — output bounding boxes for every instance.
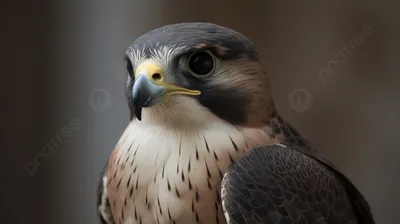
[2,0,399,223]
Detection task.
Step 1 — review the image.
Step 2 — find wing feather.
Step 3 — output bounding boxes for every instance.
[97,163,114,224]
[221,144,375,224]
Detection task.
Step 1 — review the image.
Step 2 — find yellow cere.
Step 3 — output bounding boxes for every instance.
[135,61,202,97]
[135,61,165,81]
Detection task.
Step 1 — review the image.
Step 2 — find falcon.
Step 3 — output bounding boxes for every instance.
[97,22,375,224]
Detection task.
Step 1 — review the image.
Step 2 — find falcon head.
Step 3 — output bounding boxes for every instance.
[125,22,274,127]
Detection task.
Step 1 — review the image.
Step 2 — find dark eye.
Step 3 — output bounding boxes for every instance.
[126,57,133,76]
[188,51,215,77]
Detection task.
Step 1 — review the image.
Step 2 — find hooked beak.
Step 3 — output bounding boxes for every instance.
[132,62,201,120]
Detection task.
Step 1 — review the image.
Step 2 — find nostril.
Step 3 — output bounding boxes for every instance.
[152,73,162,81]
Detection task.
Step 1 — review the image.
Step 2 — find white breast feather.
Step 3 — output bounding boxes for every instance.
[107,97,275,224]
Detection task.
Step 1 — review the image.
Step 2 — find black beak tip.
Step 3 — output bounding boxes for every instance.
[135,105,143,121]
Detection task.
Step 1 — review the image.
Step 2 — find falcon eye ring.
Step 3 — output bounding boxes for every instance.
[187,51,215,78]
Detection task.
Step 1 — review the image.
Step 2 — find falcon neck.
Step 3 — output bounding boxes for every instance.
[267,111,314,151]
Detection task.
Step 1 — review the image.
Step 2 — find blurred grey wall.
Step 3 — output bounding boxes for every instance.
[3,0,399,223]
